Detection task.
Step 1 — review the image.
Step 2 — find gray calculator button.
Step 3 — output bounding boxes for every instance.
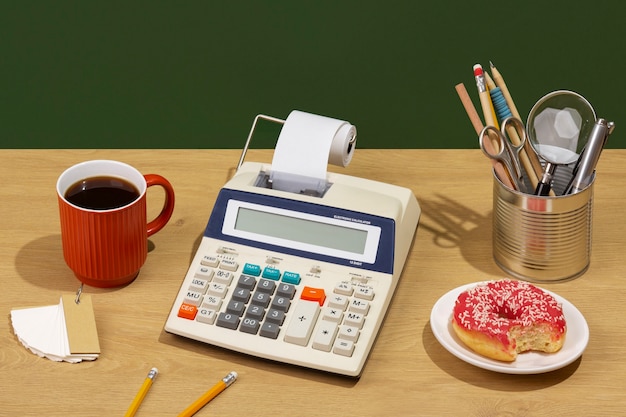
[246,305,265,321]
[271,296,291,312]
[232,287,251,303]
[251,291,271,308]
[276,283,296,299]
[257,279,276,294]
[240,318,260,335]
[216,312,240,330]
[265,309,285,325]
[259,321,280,339]
[237,274,257,290]
[226,300,246,317]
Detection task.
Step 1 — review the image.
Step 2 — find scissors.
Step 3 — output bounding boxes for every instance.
[479,116,527,193]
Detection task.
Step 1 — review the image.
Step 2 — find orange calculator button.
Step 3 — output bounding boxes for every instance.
[300,286,326,306]
[178,302,198,320]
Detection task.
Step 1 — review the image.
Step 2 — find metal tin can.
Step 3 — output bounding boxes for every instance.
[492,167,594,282]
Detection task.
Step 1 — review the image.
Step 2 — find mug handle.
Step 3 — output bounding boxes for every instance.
[144,174,176,237]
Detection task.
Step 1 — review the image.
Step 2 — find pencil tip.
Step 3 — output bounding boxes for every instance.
[489,60,495,68]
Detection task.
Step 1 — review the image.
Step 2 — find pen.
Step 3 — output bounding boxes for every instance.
[565,118,615,194]
[177,371,238,417]
[124,367,158,417]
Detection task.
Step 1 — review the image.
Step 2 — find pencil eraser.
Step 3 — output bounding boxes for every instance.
[473,64,483,76]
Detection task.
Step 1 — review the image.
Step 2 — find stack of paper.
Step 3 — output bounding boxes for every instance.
[10,294,100,363]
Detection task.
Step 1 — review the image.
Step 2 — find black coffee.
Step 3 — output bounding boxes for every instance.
[65,176,140,210]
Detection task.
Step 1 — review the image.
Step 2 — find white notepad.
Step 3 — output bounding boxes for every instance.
[10,295,100,363]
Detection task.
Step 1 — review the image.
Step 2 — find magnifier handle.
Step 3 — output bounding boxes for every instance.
[535,162,556,196]
[535,181,552,196]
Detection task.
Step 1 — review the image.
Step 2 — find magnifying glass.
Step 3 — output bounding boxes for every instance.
[526,90,596,196]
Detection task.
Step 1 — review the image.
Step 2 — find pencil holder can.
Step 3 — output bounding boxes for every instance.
[492,167,594,282]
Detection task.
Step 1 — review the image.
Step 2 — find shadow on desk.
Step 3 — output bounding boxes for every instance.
[421,321,581,391]
[15,234,87,292]
[157,328,359,388]
[14,234,158,293]
[417,194,502,275]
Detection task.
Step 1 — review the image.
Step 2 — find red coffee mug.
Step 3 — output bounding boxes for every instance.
[57,160,175,287]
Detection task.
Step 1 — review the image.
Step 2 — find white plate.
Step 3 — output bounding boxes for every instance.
[430,281,589,374]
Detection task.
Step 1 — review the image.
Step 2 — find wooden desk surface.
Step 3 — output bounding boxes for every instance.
[1,149,625,416]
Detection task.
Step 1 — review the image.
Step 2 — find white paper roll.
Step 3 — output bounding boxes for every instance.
[270,110,356,194]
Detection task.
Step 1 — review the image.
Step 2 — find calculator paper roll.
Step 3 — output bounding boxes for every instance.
[270,110,356,193]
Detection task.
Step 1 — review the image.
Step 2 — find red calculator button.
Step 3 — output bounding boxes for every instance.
[301,286,326,306]
[178,302,198,320]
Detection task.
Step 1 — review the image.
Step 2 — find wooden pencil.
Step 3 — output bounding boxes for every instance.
[455,82,515,190]
[473,64,499,130]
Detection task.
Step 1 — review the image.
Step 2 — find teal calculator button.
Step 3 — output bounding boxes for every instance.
[282,271,301,285]
[262,267,281,280]
[243,263,261,276]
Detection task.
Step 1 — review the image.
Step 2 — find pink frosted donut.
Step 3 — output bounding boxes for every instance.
[452,279,567,361]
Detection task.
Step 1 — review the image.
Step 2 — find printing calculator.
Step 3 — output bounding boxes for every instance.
[164,118,420,377]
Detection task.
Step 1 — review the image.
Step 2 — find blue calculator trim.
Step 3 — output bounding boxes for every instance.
[205,188,396,274]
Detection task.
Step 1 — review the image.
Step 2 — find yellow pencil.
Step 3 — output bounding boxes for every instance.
[473,64,499,130]
[124,367,158,417]
[177,371,238,417]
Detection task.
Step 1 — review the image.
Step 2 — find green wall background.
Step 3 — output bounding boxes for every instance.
[2,1,624,149]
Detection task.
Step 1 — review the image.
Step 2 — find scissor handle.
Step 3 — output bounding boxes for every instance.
[479,125,506,159]
[500,116,527,154]
[478,124,525,192]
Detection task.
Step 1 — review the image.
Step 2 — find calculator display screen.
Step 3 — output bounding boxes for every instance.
[221,199,382,264]
[234,206,368,254]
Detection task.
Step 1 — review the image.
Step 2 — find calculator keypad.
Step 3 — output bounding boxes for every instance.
[176,253,375,357]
